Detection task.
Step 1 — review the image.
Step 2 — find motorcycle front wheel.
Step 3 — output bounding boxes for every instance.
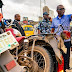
[18,46,54,72]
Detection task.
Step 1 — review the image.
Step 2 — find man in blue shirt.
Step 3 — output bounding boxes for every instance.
[51,5,72,71]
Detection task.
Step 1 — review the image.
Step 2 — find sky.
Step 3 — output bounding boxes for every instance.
[1,0,72,21]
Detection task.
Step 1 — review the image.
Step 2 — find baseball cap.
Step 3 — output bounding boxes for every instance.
[43,12,49,15]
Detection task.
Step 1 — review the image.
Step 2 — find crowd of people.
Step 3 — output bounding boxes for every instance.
[0,4,72,72]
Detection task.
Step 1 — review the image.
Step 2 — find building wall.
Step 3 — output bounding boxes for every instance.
[49,10,54,18]
[43,6,54,18]
[39,16,43,21]
[43,6,49,14]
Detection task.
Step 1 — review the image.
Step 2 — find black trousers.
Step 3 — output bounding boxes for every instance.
[64,41,71,72]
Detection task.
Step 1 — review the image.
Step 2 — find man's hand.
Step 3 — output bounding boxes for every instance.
[51,28,55,33]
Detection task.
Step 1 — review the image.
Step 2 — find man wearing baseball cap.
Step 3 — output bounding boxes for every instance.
[38,12,52,34]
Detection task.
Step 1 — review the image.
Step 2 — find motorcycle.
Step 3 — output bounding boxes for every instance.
[1,19,70,72]
[1,17,70,72]
[12,24,69,72]
[1,21,65,72]
[0,1,70,71]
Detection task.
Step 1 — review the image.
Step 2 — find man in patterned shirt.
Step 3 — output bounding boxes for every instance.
[51,5,72,72]
[38,12,52,34]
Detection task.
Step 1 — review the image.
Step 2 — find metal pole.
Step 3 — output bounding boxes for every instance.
[31,39,36,60]
[40,0,41,16]
[44,0,46,6]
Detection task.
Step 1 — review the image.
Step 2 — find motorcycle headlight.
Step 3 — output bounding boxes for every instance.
[24,39,29,50]
[24,39,29,43]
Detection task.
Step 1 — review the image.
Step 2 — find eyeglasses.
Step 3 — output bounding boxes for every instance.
[57,8,65,11]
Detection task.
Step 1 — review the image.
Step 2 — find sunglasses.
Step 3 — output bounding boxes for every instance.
[57,8,65,11]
